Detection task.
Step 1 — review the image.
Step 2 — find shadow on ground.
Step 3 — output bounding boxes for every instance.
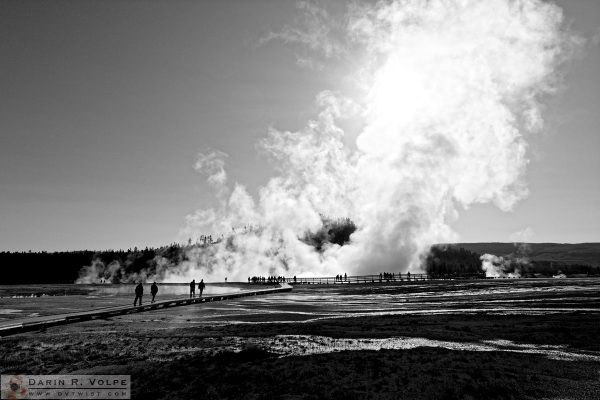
[84,348,600,399]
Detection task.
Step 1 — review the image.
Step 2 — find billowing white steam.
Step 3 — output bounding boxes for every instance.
[169,0,576,282]
[480,253,521,278]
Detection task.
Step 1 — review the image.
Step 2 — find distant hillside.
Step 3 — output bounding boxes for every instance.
[452,243,600,267]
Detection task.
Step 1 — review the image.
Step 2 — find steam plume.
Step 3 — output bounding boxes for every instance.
[480,253,522,278]
[171,0,577,282]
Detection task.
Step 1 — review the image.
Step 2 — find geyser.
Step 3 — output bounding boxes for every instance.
[172,0,576,282]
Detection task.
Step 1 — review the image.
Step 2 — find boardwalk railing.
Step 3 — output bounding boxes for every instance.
[289,274,430,284]
[251,273,485,285]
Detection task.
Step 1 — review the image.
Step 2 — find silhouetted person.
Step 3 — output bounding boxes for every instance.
[150,282,158,303]
[134,282,143,306]
[344,273,347,281]
[190,279,196,298]
[198,279,205,297]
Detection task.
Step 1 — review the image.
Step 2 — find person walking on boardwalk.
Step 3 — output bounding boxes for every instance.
[134,282,143,306]
[150,282,158,303]
[198,279,205,297]
[190,279,196,298]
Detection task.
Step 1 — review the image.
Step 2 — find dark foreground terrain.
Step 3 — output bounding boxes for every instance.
[1,279,599,399]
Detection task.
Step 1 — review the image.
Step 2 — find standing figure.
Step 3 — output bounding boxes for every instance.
[134,282,143,306]
[150,282,158,303]
[190,279,196,298]
[198,279,205,297]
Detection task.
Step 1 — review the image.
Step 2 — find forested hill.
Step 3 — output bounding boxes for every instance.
[453,243,600,266]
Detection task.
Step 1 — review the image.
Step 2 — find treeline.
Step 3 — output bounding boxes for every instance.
[0,250,95,284]
[424,246,484,278]
[0,243,191,284]
[302,215,357,251]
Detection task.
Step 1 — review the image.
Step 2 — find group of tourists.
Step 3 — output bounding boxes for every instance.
[379,272,411,282]
[248,276,289,284]
[335,273,347,282]
[189,279,206,298]
[132,278,207,306]
[133,281,158,306]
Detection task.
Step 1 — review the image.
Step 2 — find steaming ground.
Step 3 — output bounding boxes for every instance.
[1,279,599,399]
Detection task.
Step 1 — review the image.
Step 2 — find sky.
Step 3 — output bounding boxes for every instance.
[0,0,598,252]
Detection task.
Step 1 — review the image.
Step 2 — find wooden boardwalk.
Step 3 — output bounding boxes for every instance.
[259,273,485,285]
[0,283,292,337]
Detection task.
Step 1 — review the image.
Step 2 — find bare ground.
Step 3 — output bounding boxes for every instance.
[1,279,599,399]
